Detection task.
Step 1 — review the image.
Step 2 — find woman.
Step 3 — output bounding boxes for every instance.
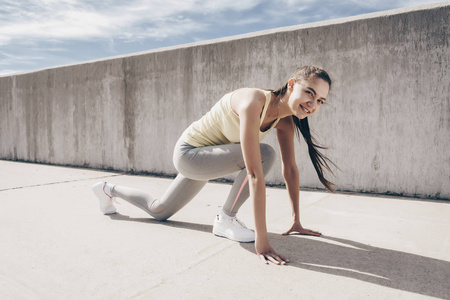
[93,65,335,265]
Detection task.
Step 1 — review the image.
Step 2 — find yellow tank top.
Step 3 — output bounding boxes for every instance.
[181,90,280,147]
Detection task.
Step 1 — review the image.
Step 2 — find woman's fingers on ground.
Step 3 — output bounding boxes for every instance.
[258,254,269,264]
[305,229,322,236]
[283,228,322,236]
[259,252,288,265]
[267,254,281,265]
[279,254,289,263]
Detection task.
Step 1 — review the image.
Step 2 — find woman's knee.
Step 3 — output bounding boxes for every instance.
[260,143,276,162]
[260,143,276,171]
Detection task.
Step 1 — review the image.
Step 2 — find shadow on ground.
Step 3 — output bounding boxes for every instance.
[109,213,450,299]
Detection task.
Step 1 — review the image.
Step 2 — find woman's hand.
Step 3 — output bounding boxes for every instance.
[282,220,322,236]
[255,237,289,265]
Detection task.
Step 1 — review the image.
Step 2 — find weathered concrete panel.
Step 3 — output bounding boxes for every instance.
[0,3,448,199]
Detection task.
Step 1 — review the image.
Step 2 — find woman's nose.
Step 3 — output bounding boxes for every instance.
[307,101,316,111]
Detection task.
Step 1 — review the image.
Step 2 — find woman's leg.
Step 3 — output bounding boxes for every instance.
[95,139,275,222]
[174,141,277,242]
[111,174,207,221]
[222,143,276,216]
[175,141,276,216]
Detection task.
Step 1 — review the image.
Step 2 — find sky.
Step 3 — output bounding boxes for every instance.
[0,0,446,76]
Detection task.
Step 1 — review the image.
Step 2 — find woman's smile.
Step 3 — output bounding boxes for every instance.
[300,104,311,114]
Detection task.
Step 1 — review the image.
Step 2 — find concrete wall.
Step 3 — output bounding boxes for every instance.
[0,3,449,199]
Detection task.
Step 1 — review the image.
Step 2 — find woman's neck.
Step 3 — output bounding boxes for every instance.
[272,92,292,119]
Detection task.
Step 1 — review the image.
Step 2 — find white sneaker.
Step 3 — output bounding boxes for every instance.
[92,181,116,215]
[213,211,255,243]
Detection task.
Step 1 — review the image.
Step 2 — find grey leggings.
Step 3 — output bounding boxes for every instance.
[111,137,276,221]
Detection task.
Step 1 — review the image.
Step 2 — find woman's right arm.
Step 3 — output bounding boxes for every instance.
[233,89,288,265]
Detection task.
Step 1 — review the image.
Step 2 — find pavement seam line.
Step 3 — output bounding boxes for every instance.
[0,174,123,192]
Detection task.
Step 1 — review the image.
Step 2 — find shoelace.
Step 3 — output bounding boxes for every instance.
[232,217,247,229]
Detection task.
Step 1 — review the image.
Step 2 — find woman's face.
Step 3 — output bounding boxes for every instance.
[287,77,330,119]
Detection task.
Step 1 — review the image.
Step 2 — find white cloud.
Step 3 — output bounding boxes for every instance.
[277,0,316,6]
[120,17,205,42]
[0,51,44,74]
[0,0,199,45]
[29,46,66,52]
[0,69,23,76]
[199,0,260,12]
[0,51,44,62]
[0,0,265,46]
[0,0,274,47]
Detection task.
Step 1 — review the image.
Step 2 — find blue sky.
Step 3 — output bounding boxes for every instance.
[0,0,446,76]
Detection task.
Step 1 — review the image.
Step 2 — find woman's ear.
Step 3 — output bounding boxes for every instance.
[288,78,296,89]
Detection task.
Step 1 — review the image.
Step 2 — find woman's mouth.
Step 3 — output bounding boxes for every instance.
[300,105,310,114]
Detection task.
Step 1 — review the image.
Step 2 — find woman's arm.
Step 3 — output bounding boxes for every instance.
[276,117,321,236]
[232,89,288,265]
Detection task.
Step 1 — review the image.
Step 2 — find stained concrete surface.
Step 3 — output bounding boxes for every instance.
[1,160,449,299]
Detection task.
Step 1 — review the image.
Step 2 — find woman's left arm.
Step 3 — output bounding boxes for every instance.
[275,117,321,237]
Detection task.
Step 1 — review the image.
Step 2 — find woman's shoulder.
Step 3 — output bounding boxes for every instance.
[231,88,269,105]
[229,88,268,116]
[232,87,270,95]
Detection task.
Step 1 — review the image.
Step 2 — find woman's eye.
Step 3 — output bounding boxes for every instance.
[318,99,323,105]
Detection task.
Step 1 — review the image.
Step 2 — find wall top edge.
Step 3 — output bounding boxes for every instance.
[1,1,448,78]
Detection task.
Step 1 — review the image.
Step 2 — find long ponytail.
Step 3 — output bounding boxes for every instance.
[293,116,336,192]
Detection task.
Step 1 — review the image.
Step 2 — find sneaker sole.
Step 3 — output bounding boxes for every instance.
[212,227,255,243]
[102,208,116,215]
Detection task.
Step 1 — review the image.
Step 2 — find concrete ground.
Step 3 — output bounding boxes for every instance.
[1,160,449,300]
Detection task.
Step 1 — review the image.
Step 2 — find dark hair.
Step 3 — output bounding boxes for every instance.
[272,65,336,192]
